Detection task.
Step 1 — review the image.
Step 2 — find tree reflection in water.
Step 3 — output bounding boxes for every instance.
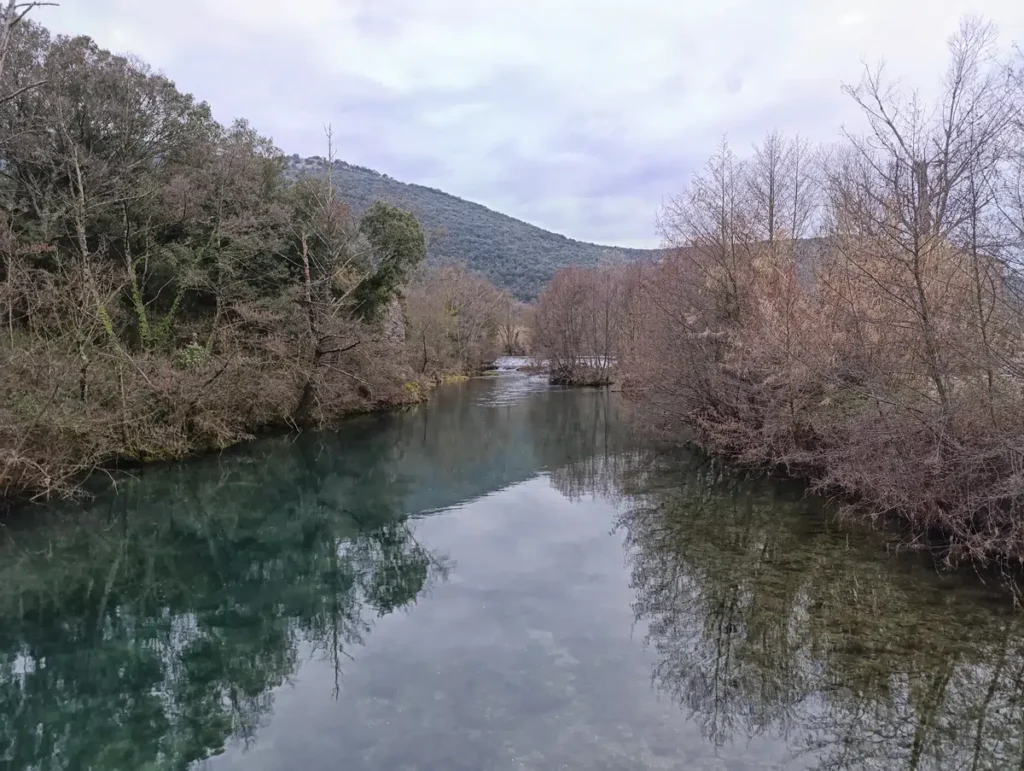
[0,429,448,771]
[0,381,632,771]
[553,442,1024,770]
[6,379,1024,770]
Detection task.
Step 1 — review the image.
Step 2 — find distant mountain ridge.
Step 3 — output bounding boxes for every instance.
[286,156,662,299]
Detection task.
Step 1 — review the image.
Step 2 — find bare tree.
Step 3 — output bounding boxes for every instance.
[496,291,529,356]
[830,17,1016,414]
[0,0,55,104]
[534,263,628,385]
[616,18,1024,567]
[404,263,502,376]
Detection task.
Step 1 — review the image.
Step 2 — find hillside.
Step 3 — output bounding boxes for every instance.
[287,156,662,299]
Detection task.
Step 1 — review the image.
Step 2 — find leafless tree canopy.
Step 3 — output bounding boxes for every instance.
[404,262,506,378]
[533,259,644,385]
[543,18,1024,568]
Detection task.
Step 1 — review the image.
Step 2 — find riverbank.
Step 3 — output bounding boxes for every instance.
[0,352,473,512]
[549,366,616,387]
[1,18,522,514]
[618,369,1024,574]
[5,371,1023,770]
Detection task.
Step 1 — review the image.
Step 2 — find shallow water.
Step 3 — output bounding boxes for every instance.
[1,373,1022,770]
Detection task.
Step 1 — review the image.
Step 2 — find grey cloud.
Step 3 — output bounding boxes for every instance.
[37,0,1024,249]
[172,34,829,246]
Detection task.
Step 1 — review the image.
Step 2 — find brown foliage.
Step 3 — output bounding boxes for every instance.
[534,261,641,385]
[496,293,531,356]
[614,19,1024,568]
[403,262,504,377]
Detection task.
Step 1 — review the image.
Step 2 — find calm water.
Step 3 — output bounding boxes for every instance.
[1,373,1023,770]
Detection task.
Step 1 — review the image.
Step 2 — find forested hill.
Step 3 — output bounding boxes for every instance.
[287,156,662,299]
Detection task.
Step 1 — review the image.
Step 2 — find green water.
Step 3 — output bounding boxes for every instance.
[1,373,1022,770]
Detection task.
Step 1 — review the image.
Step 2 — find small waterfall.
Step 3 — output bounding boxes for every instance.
[492,356,533,371]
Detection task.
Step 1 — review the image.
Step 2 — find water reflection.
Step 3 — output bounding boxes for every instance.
[4,375,1024,769]
[0,431,449,770]
[605,451,1024,770]
[0,377,623,771]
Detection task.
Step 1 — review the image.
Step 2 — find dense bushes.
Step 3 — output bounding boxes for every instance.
[541,19,1024,568]
[629,20,1024,566]
[0,18,439,504]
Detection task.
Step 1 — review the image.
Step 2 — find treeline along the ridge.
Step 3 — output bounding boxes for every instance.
[285,155,663,301]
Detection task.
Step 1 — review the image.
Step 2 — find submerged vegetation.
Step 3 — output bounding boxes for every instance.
[542,436,1024,768]
[0,10,513,506]
[614,451,1024,769]
[536,18,1024,570]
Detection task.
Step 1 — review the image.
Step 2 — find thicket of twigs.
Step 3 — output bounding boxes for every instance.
[0,10,508,506]
[404,262,522,378]
[543,18,1024,567]
[532,262,642,385]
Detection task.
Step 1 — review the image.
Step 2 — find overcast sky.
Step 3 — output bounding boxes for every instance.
[36,1,1024,248]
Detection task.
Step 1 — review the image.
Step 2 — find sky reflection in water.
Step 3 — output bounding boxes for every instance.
[0,374,1021,770]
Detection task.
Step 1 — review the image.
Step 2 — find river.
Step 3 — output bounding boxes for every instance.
[0,371,1022,770]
